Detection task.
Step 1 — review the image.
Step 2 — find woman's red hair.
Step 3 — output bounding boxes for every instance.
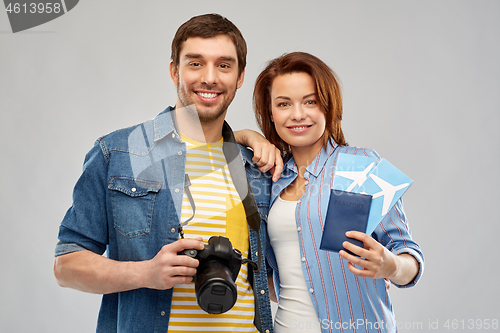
[253,52,347,156]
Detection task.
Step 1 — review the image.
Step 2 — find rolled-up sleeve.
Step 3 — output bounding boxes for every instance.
[374,199,424,288]
[55,140,109,257]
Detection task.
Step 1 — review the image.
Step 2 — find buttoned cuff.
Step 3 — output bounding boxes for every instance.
[391,248,424,288]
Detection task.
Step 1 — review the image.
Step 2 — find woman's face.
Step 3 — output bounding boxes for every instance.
[270,72,326,156]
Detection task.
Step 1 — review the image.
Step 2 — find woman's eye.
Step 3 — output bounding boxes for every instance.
[305,100,317,105]
[277,102,289,107]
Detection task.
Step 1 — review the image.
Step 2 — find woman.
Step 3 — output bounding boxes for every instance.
[241,52,424,333]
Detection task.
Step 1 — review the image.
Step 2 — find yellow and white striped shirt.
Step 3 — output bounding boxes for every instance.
[169,135,258,333]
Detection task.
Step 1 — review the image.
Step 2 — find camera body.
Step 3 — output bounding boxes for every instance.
[178,236,242,314]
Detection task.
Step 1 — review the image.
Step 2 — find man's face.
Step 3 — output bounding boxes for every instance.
[170,35,245,124]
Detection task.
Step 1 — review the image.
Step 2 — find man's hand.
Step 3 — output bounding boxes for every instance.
[54,238,205,294]
[233,129,283,181]
[143,238,204,290]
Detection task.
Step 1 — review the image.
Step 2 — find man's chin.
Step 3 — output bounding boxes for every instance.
[178,103,226,123]
[197,109,227,123]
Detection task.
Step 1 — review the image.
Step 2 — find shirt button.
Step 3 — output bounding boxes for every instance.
[160,311,165,316]
[255,252,258,257]
[309,288,314,293]
[170,228,176,233]
[131,187,137,192]
[172,133,175,138]
[297,227,301,231]
[301,257,306,262]
[175,188,180,193]
[260,290,265,295]
[304,180,309,185]
[178,151,183,155]
[266,330,270,333]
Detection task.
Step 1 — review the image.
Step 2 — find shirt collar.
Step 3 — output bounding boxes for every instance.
[153,107,177,142]
[283,140,339,178]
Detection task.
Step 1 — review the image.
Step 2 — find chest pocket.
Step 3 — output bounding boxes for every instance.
[109,177,161,238]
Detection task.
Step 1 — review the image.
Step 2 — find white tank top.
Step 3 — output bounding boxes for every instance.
[268,196,322,333]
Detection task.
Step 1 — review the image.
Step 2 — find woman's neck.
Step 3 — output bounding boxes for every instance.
[291,144,322,178]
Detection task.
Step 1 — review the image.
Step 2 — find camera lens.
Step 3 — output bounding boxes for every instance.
[195,260,238,314]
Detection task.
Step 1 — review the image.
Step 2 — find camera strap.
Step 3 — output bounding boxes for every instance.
[178,174,195,239]
[221,122,262,274]
[179,171,262,274]
[176,122,263,273]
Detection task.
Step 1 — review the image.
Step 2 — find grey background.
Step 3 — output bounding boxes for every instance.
[1,0,499,332]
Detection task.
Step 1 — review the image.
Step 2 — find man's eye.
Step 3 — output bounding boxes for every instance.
[190,62,201,67]
[219,64,230,69]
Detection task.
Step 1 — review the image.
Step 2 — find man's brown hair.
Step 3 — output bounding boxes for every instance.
[171,14,247,76]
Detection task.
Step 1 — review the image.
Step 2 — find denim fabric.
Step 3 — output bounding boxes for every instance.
[55,107,274,333]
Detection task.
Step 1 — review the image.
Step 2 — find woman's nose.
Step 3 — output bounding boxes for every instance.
[291,105,306,120]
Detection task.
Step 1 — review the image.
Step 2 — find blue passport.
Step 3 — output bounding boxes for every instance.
[320,190,372,254]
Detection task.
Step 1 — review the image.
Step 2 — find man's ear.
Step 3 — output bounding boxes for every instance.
[169,60,179,86]
[236,69,245,89]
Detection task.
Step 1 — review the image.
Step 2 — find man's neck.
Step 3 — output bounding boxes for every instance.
[173,104,225,143]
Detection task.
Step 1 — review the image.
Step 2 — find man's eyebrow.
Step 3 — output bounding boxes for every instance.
[183,53,202,59]
[219,56,237,63]
[183,53,237,63]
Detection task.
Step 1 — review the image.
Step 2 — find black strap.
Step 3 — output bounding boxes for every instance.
[221,122,261,232]
[178,174,195,239]
[176,121,263,273]
[221,122,262,273]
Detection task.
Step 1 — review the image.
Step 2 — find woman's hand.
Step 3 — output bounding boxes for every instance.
[339,231,418,286]
[234,129,283,181]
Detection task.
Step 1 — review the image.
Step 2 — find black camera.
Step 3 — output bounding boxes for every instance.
[178,236,242,314]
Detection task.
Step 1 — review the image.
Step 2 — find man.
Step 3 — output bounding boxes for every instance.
[54,14,280,333]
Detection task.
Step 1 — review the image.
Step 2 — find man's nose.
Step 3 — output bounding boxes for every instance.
[201,66,218,85]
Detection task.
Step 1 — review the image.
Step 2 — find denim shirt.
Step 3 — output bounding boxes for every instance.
[55,107,274,333]
[266,142,424,333]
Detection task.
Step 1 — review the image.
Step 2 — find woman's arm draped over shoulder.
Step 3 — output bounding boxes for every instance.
[234,129,283,181]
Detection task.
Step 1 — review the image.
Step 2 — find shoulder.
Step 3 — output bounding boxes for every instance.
[238,145,262,177]
[97,107,174,155]
[238,144,255,164]
[94,122,149,162]
[238,144,273,181]
[98,120,153,149]
[335,145,381,161]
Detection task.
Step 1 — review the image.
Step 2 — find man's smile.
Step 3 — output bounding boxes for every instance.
[195,90,222,102]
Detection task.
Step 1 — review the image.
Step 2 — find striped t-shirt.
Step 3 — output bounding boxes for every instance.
[168,135,258,333]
